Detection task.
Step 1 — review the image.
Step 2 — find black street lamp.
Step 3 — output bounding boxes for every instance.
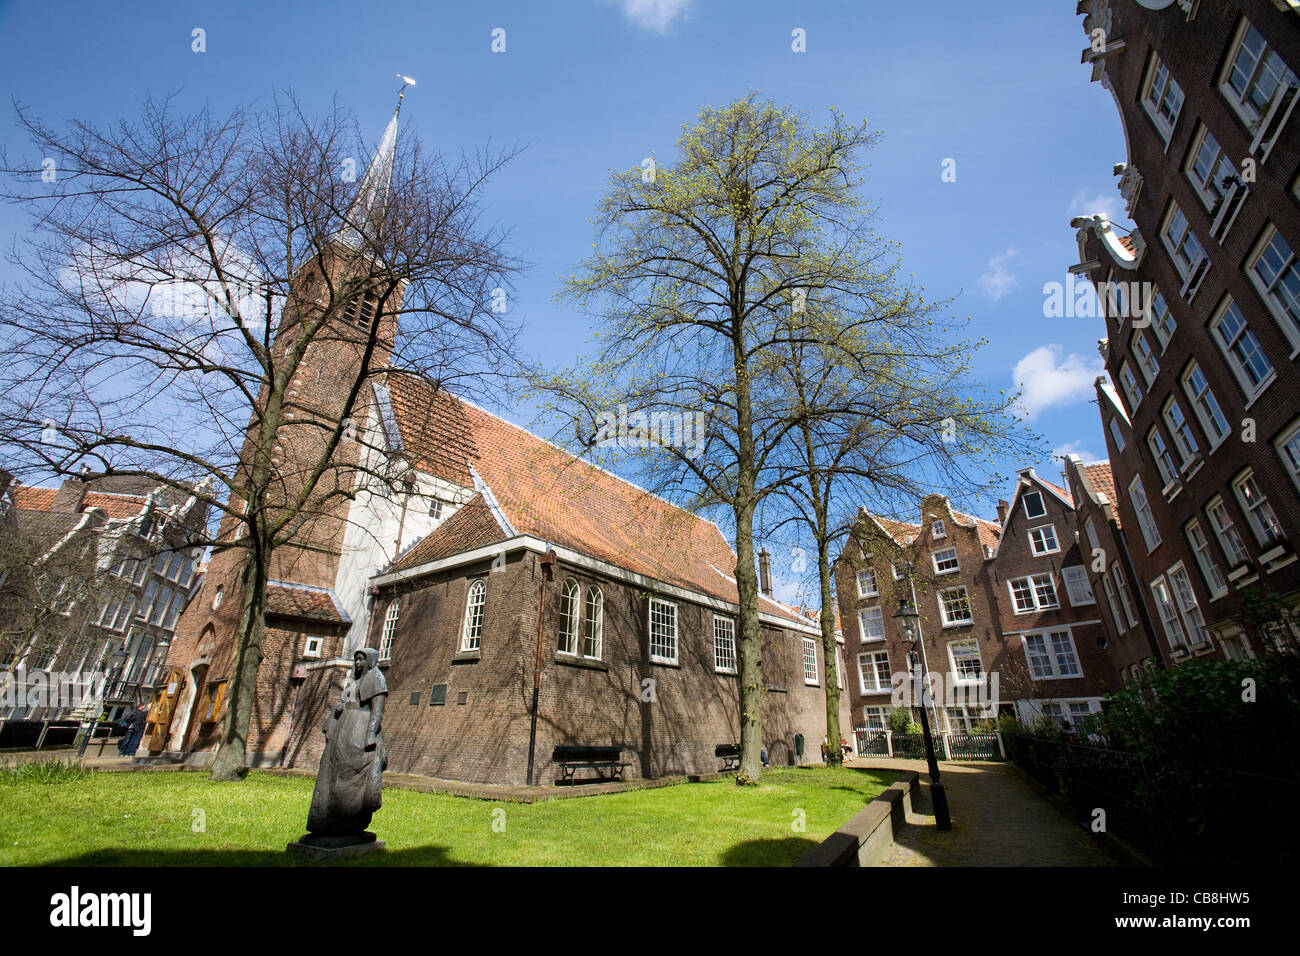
[893,596,951,831]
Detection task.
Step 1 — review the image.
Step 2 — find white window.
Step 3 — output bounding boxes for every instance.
[1142,53,1184,141]
[891,563,905,581]
[1061,566,1095,606]
[1119,362,1144,413]
[1247,226,1300,351]
[1160,202,1207,283]
[1111,562,1140,629]
[584,586,604,659]
[1084,517,1100,554]
[429,498,443,520]
[713,614,736,674]
[1207,496,1251,567]
[1147,427,1179,488]
[1276,419,1300,493]
[932,547,959,575]
[1028,525,1060,556]
[861,705,888,730]
[1008,573,1058,613]
[858,651,891,693]
[1211,298,1275,398]
[1108,417,1127,452]
[1022,491,1046,519]
[1233,470,1285,547]
[947,639,983,683]
[1023,630,1083,679]
[858,606,885,642]
[648,597,677,664]
[1185,125,1237,213]
[211,585,224,612]
[938,586,973,627]
[1147,288,1177,350]
[557,578,581,655]
[856,568,878,598]
[1219,19,1298,131]
[1182,362,1230,447]
[931,520,946,539]
[304,636,323,659]
[460,580,485,651]
[163,590,186,630]
[1101,571,1127,634]
[803,638,819,685]
[1131,330,1159,385]
[1129,476,1162,551]
[380,600,399,662]
[1150,575,1187,650]
[1186,518,1228,599]
[1162,399,1199,469]
[1169,564,1210,647]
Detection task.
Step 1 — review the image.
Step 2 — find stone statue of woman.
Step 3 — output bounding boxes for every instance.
[305,647,388,839]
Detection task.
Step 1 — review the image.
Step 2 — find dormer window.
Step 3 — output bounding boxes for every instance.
[429,498,444,520]
[1022,491,1046,519]
[931,520,946,540]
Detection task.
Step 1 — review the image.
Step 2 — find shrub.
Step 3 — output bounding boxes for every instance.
[0,758,93,785]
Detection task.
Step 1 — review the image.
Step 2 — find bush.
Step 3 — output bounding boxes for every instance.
[886,708,921,736]
[0,758,93,785]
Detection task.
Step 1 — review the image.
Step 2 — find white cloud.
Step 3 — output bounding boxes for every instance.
[1068,186,1127,226]
[1011,345,1103,421]
[978,248,1018,301]
[612,0,692,33]
[1050,439,1099,466]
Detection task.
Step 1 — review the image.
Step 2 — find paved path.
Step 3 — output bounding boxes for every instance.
[851,759,1116,866]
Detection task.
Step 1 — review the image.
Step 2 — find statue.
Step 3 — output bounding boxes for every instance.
[293,648,388,854]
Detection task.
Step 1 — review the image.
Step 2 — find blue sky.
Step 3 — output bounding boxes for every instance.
[0,0,1128,533]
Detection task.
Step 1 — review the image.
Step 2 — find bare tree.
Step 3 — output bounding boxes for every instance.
[0,91,521,779]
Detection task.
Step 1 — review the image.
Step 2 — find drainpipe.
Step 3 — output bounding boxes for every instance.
[525,549,557,786]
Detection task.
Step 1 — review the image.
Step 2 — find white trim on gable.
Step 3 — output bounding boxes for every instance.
[467,462,517,538]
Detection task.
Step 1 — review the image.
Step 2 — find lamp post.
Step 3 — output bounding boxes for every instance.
[893,597,951,831]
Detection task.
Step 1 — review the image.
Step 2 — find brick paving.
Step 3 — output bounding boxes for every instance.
[850,758,1116,866]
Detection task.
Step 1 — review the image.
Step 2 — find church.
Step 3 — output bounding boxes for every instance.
[150,101,849,785]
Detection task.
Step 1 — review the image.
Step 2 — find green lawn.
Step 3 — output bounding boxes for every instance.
[0,765,896,866]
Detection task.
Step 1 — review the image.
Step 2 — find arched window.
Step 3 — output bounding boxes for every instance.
[461,580,486,651]
[379,601,400,662]
[584,587,604,660]
[558,578,581,655]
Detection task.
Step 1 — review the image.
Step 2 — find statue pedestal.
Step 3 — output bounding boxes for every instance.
[286,831,385,862]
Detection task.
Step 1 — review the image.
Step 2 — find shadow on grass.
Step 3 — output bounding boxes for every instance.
[719,837,820,866]
[39,845,472,867]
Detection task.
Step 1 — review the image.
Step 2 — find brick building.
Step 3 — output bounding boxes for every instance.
[154,102,848,783]
[834,471,1119,736]
[1071,0,1300,666]
[0,472,207,734]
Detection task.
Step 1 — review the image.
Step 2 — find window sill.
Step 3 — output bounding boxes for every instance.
[650,657,680,668]
[715,667,738,676]
[554,655,608,672]
[941,621,973,629]
[452,650,481,663]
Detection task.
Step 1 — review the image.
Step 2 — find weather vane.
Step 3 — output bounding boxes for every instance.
[396,73,416,106]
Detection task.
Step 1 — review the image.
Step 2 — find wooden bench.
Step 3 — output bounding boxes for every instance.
[553,745,628,784]
[716,743,741,772]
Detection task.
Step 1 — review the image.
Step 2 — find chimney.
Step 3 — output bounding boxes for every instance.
[758,547,773,597]
[996,499,1009,524]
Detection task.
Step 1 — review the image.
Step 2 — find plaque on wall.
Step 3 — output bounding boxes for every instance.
[456,691,468,705]
[409,692,421,706]
[429,683,447,706]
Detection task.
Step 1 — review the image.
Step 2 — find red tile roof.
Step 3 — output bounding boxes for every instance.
[266,581,349,624]
[384,373,807,626]
[394,494,506,568]
[11,485,57,511]
[81,491,147,520]
[1039,476,1073,505]
[1079,462,1120,528]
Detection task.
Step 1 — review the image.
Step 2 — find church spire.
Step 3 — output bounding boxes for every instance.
[336,76,414,250]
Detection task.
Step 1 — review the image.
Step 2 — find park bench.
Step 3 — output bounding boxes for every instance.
[552,745,628,784]
[716,743,741,772]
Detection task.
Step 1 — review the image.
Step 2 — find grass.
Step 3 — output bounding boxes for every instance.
[0,765,897,866]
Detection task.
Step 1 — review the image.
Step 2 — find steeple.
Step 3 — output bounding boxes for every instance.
[335,76,413,250]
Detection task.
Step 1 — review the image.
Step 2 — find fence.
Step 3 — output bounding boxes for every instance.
[852,729,1003,761]
[1004,732,1299,866]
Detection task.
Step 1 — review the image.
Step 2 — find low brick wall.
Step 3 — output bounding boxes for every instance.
[794,771,920,867]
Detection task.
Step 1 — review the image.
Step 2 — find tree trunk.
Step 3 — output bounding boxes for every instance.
[733,335,764,784]
[209,547,269,781]
[817,536,842,765]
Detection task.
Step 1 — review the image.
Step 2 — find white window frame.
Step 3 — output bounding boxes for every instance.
[1129,476,1162,552]
[1185,124,1236,214]
[1210,296,1276,399]
[1110,562,1140,629]
[1147,425,1179,489]
[557,577,581,656]
[1207,495,1251,567]
[460,580,486,651]
[1022,630,1083,680]
[584,586,604,659]
[1028,524,1060,556]
[931,520,946,540]
[1008,573,1059,614]
[1150,574,1187,651]
[1108,417,1127,452]
[1162,398,1199,470]
[1131,329,1159,385]
[648,597,678,664]
[947,639,984,684]
[858,651,891,694]
[1181,361,1230,449]
[1218,17,1299,133]
[380,600,400,662]
[803,637,819,685]
[856,567,878,598]
[1233,469,1286,548]
[938,586,973,627]
[1119,361,1144,413]
[1275,418,1300,495]
[1141,51,1184,142]
[1022,491,1046,519]
[304,636,323,659]
[1100,571,1127,635]
[1061,566,1096,607]
[932,547,960,575]
[857,606,885,643]
[1168,563,1211,647]
[713,614,736,674]
[1159,201,1207,285]
[1185,518,1228,599]
[1147,287,1177,351]
[1246,225,1300,353]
